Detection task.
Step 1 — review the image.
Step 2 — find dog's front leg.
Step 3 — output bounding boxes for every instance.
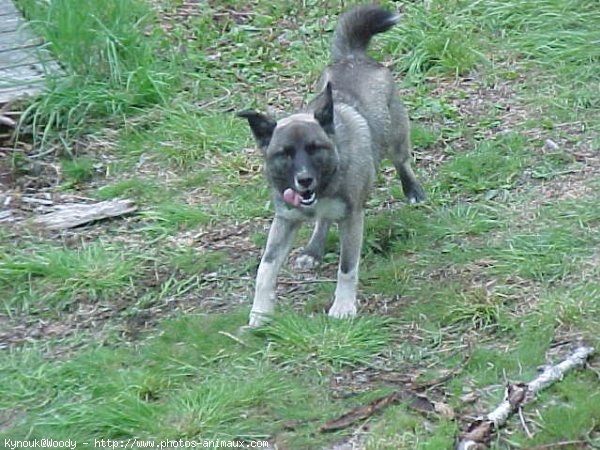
[295,218,331,270]
[250,216,300,327]
[329,211,364,319]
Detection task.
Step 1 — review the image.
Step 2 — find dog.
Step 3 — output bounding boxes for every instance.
[238,5,425,327]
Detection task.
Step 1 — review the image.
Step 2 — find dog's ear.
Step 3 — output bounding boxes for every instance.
[313,82,334,135]
[237,110,277,152]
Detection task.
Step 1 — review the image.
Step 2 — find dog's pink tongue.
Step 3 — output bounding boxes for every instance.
[283,188,302,207]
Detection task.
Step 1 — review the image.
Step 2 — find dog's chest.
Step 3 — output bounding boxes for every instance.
[278,197,348,222]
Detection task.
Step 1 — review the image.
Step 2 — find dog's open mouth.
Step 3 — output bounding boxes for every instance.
[300,190,316,206]
[283,188,317,207]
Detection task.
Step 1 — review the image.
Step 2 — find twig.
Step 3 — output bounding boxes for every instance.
[320,389,455,432]
[319,391,402,432]
[413,352,471,390]
[28,144,60,159]
[523,440,588,449]
[518,407,533,439]
[456,346,596,450]
[0,116,17,128]
[217,331,248,347]
[197,87,232,110]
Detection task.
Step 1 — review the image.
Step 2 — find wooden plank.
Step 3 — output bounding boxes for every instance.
[0,0,59,104]
[0,30,41,53]
[0,46,44,67]
[0,67,47,88]
[0,12,21,22]
[0,14,22,33]
[0,0,20,16]
[1,61,46,77]
[0,84,44,103]
[32,200,138,230]
[0,59,59,80]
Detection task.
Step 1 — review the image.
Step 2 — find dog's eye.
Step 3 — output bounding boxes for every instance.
[305,143,319,154]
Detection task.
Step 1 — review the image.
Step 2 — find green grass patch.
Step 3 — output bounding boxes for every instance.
[60,156,96,185]
[410,123,441,149]
[510,371,600,447]
[442,286,505,330]
[384,0,485,79]
[260,313,393,370]
[0,310,377,447]
[177,170,212,190]
[437,133,529,196]
[96,178,164,203]
[209,181,272,220]
[538,283,600,337]
[0,243,138,311]
[365,411,457,450]
[489,228,595,283]
[431,203,505,237]
[16,0,180,147]
[165,249,229,277]
[141,202,211,232]
[121,107,249,169]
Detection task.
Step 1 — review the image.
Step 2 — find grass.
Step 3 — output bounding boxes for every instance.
[15,0,180,148]
[2,0,599,448]
[60,156,96,185]
[0,311,382,448]
[140,202,211,232]
[119,107,249,169]
[261,314,393,369]
[436,133,529,197]
[0,243,138,311]
[96,178,164,203]
[384,0,486,79]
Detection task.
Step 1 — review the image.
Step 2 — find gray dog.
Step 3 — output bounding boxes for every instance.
[238,5,425,327]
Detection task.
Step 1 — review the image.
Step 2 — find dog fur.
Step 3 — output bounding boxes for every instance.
[238,5,425,327]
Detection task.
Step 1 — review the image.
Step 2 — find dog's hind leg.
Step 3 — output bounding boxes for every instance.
[295,218,331,270]
[329,212,363,319]
[396,155,426,204]
[389,101,426,204]
[250,217,300,327]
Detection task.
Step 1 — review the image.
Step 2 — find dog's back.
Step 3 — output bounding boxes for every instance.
[311,6,403,161]
[311,5,424,204]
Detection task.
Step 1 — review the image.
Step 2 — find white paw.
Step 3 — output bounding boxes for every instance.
[248,310,270,327]
[328,300,357,319]
[294,254,317,271]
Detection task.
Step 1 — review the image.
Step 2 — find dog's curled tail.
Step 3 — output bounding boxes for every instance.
[331,5,399,63]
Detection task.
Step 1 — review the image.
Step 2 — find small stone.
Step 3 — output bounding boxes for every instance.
[544,139,559,151]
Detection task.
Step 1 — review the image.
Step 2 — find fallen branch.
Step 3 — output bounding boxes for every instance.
[320,390,454,432]
[31,199,137,230]
[456,345,596,450]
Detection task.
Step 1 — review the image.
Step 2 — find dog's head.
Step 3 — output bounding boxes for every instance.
[238,83,338,208]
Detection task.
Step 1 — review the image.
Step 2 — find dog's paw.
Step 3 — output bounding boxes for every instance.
[294,253,318,271]
[248,310,270,328]
[328,301,357,319]
[407,184,426,204]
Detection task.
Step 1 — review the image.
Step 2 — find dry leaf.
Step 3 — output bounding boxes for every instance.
[433,401,455,419]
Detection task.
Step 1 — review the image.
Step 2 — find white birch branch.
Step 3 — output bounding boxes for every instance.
[456,345,596,450]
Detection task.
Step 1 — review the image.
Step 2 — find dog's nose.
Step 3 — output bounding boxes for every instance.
[295,174,314,189]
